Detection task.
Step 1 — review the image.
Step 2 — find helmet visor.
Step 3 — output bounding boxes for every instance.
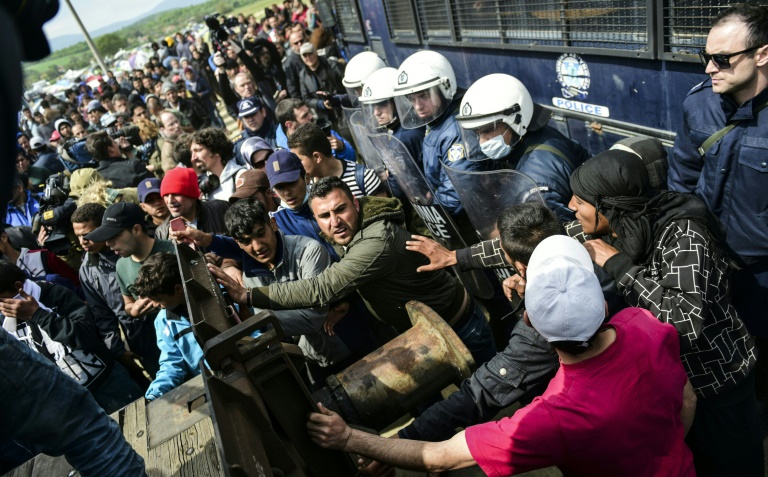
[394,85,448,129]
[362,99,398,131]
[459,119,515,162]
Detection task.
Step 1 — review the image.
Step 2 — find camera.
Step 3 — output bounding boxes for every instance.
[32,172,76,254]
[106,124,143,150]
[205,14,239,46]
[316,118,333,136]
[59,137,95,168]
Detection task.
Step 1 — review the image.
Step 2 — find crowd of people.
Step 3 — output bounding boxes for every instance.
[2,2,767,476]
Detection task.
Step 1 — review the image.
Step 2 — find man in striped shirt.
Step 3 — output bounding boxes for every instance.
[288,122,386,198]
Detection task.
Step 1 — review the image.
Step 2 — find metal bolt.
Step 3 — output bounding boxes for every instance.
[499,368,507,376]
[186,447,194,455]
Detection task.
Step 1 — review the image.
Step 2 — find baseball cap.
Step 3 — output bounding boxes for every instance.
[230,169,271,202]
[239,137,274,165]
[86,100,103,113]
[50,130,61,142]
[524,235,605,344]
[84,202,145,242]
[299,42,315,55]
[138,178,162,203]
[237,97,263,118]
[266,150,303,187]
[29,137,45,150]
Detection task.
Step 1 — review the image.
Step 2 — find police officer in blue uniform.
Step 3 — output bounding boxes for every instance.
[457,74,590,222]
[232,97,279,165]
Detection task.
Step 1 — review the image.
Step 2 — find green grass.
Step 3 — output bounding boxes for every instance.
[23,0,277,88]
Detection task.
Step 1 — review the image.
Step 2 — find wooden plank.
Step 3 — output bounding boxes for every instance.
[144,418,222,477]
[146,375,211,448]
[29,454,73,477]
[122,396,150,463]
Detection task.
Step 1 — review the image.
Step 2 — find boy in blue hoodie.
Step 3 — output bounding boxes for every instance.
[129,252,203,401]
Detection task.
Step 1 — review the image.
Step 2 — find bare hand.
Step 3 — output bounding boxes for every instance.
[582,240,619,267]
[169,226,213,248]
[37,227,49,247]
[324,301,350,336]
[328,135,344,151]
[307,403,352,451]
[204,252,224,266]
[0,288,40,321]
[405,235,457,272]
[207,263,247,304]
[130,297,158,317]
[502,274,526,301]
[222,263,245,287]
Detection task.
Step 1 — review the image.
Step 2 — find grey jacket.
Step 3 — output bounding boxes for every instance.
[209,232,351,367]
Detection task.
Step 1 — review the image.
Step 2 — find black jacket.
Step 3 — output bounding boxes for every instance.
[96,156,153,189]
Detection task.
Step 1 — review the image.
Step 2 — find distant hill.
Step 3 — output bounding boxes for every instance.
[49,0,210,51]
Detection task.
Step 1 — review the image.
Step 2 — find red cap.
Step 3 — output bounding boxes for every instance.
[161,167,200,199]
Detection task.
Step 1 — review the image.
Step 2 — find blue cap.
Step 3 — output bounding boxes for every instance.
[237,97,263,117]
[138,178,162,202]
[266,150,303,187]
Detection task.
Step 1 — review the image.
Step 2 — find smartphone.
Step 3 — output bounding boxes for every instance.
[170,217,186,232]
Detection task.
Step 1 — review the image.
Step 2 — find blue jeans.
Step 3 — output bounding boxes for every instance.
[453,301,497,367]
[0,328,146,477]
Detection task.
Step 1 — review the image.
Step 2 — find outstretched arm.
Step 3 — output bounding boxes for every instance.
[307,404,476,473]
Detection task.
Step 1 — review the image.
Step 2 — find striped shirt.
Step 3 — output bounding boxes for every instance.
[339,160,382,198]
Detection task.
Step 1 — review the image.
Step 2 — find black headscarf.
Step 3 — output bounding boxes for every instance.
[569,150,728,264]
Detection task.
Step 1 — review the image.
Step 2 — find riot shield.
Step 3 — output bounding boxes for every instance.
[443,163,545,281]
[368,133,494,299]
[343,106,391,196]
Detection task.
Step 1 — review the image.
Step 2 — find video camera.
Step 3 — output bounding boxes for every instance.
[32,172,76,254]
[205,14,238,51]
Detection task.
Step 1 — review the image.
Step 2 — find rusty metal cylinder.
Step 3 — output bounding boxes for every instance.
[326,301,475,431]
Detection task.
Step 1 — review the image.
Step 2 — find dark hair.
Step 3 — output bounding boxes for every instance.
[551,338,598,356]
[275,98,305,127]
[129,252,181,299]
[173,133,194,167]
[713,5,768,51]
[99,91,114,102]
[0,260,29,294]
[287,122,331,158]
[71,203,106,225]
[13,173,28,189]
[131,103,148,117]
[85,131,113,160]
[191,128,234,163]
[224,198,269,242]
[496,203,565,265]
[308,176,354,205]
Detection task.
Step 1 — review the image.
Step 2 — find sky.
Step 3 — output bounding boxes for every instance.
[43,0,164,39]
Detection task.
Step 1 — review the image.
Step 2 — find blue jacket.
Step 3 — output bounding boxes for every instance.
[145,306,203,400]
[496,125,590,222]
[271,202,340,261]
[670,78,768,260]
[276,124,356,163]
[389,124,426,199]
[6,190,40,227]
[421,101,486,215]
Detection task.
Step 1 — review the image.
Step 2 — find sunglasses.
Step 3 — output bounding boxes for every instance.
[699,46,760,69]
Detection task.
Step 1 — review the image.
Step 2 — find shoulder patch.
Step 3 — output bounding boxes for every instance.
[448,143,466,162]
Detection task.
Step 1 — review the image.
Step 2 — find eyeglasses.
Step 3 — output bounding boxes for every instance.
[699,46,760,69]
[293,39,304,46]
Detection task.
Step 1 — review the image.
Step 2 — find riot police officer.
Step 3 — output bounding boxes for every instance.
[391,50,484,216]
[457,74,590,221]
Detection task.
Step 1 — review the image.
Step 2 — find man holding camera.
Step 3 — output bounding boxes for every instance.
[86,131,153,189]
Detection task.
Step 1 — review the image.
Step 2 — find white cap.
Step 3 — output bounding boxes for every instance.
[525,236,604,343]
[29,137,45,149]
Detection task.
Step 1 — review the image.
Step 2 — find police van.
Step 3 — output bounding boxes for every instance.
[320,0,728,155]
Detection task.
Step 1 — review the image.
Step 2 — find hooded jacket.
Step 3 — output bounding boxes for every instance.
[252,197,467,332]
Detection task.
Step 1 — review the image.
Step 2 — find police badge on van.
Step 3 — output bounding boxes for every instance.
[553,53,610,118]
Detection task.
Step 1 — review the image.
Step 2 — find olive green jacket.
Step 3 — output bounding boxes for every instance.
[252,197,466,332]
